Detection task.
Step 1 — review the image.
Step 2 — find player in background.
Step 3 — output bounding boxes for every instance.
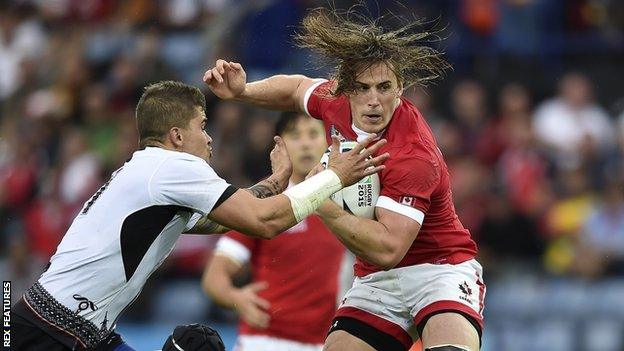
[11,81,387,351]
[203,8,485,351]
[203,112,351,351]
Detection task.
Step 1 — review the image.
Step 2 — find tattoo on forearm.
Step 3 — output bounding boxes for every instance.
[188,215,228,234]
[247,178,284,199]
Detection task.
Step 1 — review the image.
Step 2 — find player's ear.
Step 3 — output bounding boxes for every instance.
[169,127,184,148]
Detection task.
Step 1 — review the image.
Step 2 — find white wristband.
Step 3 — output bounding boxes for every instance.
[283,169,343,222]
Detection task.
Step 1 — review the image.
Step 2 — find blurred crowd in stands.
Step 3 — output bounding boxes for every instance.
[1,0,624,338]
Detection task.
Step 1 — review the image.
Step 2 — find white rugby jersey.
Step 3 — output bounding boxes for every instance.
[37,147,231,331]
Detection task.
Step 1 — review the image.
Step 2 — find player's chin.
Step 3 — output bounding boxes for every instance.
[359,116,387,133]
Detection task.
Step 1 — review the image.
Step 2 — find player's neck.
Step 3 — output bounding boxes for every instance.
[144,140,174,151]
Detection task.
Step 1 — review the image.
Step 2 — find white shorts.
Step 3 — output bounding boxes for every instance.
[233,335,323,351]
[333,259,486,349]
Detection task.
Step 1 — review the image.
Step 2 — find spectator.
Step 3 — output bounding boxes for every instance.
[449,79,490,157]
[576,181,624,277]
[533,72,616,170]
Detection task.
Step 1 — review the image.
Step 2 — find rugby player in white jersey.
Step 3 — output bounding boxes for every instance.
[11,81,388,351]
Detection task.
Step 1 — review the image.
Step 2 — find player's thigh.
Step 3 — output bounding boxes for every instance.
[402,260,485,347]
[324,330,377,351]
[420,312,479,351]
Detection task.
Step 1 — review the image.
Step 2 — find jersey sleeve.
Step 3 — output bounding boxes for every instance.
[184,212,203,232]
[376,157,440,225]
[303,79,331,119]
[149,154,231,215]
[213,231,259,265]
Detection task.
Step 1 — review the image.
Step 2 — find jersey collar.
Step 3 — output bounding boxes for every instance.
[351,123,384,143]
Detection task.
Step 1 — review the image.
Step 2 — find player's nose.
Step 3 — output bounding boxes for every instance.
[367,91,381,106]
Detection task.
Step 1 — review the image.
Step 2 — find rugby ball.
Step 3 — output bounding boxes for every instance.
[320,141,380,219]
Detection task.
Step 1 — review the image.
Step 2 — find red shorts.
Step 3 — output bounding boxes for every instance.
[334,259,485,349]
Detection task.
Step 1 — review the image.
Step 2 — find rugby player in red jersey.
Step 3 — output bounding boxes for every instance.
[202,112,350,351]
[203,8,485,351]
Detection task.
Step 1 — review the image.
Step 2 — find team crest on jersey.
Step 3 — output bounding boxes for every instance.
[400,196,414,206]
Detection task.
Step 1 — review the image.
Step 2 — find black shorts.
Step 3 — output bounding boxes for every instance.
[11,298,127,351]
[11,312,70,351]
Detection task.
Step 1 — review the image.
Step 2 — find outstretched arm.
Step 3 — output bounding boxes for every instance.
[203,59,321,112]
[184,173,289,235]
[207,135,389,239]
[185,136,292,234]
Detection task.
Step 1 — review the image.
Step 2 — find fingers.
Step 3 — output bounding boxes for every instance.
[361,165,386,177]
[247,309,270,329]
[273,136,289,156]
[205,59,236,84]
[252,295,271,310]
[360,138,387,159]
[273,135,284,148]
[211,67,223,83]
[329,135,340,157]
[351,134,377,154]
[248,281,269,292]
[367,152,390,168]
[215,59,230,74]
[203,69,212,83]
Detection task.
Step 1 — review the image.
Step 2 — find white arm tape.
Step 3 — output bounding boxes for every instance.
[283,169,343,222]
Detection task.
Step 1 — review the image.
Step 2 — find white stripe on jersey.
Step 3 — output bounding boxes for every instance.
[303,79,328,117]
[38,147,230,328]
[375,195,425,224]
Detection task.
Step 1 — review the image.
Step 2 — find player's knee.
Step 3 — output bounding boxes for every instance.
[425,345,471,351]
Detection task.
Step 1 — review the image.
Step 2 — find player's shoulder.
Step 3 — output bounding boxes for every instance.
[390,99,439,149]
[308,79,335,96]
[384,136,441,182]
[141,147,215,179]
[384,98,423,139]
[307,80,348,108]
[153,147,209,166]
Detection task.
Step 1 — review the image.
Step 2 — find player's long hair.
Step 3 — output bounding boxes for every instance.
[294,6,450,95]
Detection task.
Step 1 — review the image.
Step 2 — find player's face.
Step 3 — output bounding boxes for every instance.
[282,117,326,177]
[347,62,402,134]
[180,108,213,162]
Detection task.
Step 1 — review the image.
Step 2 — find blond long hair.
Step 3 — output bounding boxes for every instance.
[294,6,451,95]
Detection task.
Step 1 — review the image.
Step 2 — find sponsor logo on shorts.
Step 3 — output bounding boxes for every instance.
[459,281,473,305]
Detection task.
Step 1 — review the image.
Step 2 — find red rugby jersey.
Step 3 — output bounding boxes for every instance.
[305,80,477,277]
[217,215,346,344]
